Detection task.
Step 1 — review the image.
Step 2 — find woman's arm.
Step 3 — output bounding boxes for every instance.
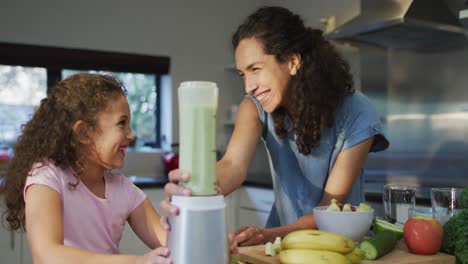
[127,198,166,248]
[233,137,375,246]
[216,97,263,195]
[25,185,169,264]
[160,97,262,216]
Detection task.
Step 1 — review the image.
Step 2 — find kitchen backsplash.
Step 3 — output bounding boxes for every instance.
[360,44,468,189]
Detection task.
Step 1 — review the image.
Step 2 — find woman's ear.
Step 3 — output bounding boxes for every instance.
[289,53,302,76]
[72,120,90,144]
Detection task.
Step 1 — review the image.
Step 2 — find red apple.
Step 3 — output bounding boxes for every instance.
[403,216,443,255]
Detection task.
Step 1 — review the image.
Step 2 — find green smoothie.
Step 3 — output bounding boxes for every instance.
[179,104,217,196]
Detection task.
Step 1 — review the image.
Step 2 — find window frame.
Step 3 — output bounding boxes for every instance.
[0,42,169,148]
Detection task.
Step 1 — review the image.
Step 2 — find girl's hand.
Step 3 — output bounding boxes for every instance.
[159,169,192,231]
[138,247,172,264]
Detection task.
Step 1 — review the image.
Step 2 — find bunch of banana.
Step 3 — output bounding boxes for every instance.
[281,230,355,253]
[279,230,363,264]
[279,249,350,264]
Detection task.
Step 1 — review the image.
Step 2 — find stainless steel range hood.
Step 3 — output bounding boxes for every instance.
[325,0,468,51]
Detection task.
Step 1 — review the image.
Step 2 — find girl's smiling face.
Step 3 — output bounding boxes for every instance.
[86,94,135,170]
[235,37,300,113]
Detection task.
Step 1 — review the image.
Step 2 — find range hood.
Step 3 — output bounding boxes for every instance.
[325,0,468,51]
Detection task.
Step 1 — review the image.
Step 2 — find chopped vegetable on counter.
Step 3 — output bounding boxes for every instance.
[359,230,398,260]
[265,241,276,256]
[374,218,404,239]
[272,236,282,254]
[264,236,282,256]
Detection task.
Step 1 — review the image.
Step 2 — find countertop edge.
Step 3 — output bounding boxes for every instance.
[130,176,274,189]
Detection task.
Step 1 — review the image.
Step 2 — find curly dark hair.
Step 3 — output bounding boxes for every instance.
[0,73,126,231]
[232,6,354,155]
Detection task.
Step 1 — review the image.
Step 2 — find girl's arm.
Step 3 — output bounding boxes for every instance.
[233,137,375,246]
[127,198,166,248]
[25,185,168,264]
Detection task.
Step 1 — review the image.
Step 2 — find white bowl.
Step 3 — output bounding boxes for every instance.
[313,205,374,242]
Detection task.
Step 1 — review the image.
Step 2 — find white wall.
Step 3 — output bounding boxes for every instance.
[0,0,358,177]
[264,0,359,28]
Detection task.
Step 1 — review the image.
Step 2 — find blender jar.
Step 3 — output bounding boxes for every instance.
[178,81,218,196]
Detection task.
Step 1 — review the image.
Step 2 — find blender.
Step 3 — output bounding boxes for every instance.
[166,81,229,264]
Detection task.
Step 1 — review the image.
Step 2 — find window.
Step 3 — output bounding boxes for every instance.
[0,42,170,149]
[0,65,46,149]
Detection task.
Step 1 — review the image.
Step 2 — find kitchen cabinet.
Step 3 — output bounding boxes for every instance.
[225,188,240,233]
[237,186,274,229]
[119,222,148,255]
[119,188,165,255]
[0,194,30,264]
[21,237,33,264]
[0,220,21,264]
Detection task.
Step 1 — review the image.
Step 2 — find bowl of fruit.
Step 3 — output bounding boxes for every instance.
[313,199,374,242]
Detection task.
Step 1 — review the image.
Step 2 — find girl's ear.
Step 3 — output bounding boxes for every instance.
[72,120,90,144]
[289,53,302,76]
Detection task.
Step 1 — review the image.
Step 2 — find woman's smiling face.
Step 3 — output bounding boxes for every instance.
[235,37,299,113]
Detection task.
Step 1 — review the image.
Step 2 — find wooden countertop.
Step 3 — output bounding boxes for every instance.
[233,240,455,264]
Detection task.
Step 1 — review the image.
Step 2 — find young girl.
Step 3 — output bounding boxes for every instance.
[1,73,171,264]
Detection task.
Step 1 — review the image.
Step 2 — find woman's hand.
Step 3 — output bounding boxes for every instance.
[159,169,192,231]
[228,233,239,255]
[231,226,267,248]
[138,247,172,264]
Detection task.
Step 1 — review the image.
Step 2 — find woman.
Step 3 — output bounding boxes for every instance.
[161,6,389,250]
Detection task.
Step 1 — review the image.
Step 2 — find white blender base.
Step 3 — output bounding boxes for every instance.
[166,195,229,264]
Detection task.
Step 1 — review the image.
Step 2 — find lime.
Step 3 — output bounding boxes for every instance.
[374,219,404,239]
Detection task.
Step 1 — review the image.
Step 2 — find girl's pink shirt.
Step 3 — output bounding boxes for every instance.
[24,161,146,254]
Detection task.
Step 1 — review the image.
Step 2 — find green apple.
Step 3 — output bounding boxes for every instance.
[356,202,372,212]
[326,202,341,212]
[343,203,352,212]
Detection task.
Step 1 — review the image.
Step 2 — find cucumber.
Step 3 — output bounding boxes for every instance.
[272,237,282,254]
[265,242,276,256]
[359,230,398,260]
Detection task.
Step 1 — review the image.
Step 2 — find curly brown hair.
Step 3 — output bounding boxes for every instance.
[0,73,126,231]
[232,6,354,155]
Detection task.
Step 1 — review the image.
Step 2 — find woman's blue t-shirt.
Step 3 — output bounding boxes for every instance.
[246,91,389,228]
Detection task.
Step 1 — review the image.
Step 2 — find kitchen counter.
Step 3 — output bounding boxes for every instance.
[127,175,274,189]
[128,175,168,188]
[234,241,456,264]
[242,181,272,189]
